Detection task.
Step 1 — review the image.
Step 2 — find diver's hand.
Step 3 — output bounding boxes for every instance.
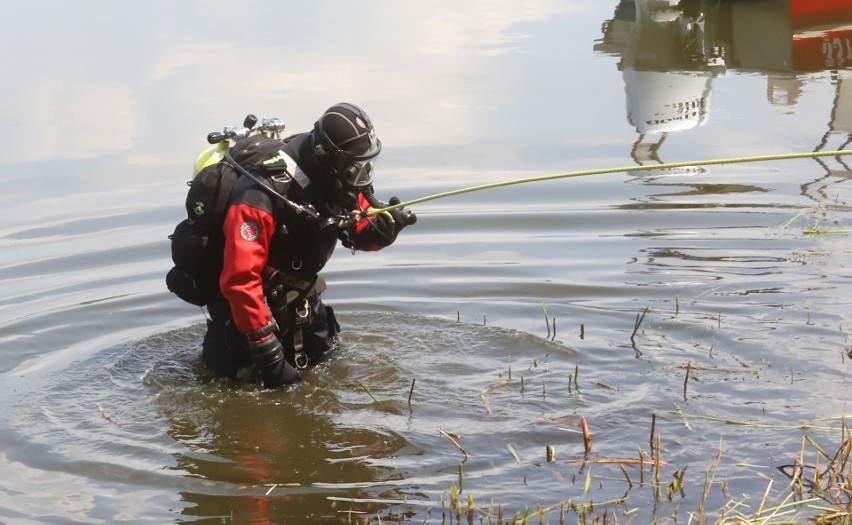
[345,196,416,249]
[386,197,417,229]
[369,197,416,246]
[248,335,300,387]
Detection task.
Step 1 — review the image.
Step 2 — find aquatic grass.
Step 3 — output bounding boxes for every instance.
[696,439,723,522]
[337,306,852,525]
[332,348,849,524]
[673,403,694,431]
[539,302,560,341]
[97,403,120,426]
[650,412,657,454]
[343,415,852,525]
[631,306,649,342]
[539,415,582,428]
[670,408,838,431]
[779,209,810,229]
[775,419,852,513]
[803,221,852,235]
[683,360,692,401]
[589,380,618,391]
[620,463,634,487]
[580,416,592,455]
[407,378,415,406]
[630,306,650,357]
[359,383,380,404]
[721,491,819,524]
[559,456,661,466]
[667,466,687,502]
[507,444,521,465]
[263,482,301,495]
[574,363,579,390]
[480,379,509,413]
[675,364,759,375]
[449,483,460,520]
[438,428,469,461]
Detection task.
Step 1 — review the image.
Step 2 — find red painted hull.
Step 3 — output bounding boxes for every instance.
[790,0,852,29]
[791,0,852,70]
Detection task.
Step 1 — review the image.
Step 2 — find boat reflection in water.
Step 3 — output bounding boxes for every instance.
[596,0,852,165]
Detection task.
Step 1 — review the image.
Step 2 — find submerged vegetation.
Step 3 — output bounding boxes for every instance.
[329,404,852,524]
[322,303,852,524]
[319,392,851,524]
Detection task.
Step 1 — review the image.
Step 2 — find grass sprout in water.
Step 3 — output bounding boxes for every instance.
[302,307,852,524]
[324,416,852,525]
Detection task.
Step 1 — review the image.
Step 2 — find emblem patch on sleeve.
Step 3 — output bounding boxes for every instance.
[240,221,260,241]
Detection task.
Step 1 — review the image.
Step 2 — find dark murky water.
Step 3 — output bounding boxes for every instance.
[2,1,852,523]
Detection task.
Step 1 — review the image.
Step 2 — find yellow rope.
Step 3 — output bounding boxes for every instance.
[366,149,852,216]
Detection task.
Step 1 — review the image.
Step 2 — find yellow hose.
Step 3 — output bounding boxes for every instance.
[366,149,852,216]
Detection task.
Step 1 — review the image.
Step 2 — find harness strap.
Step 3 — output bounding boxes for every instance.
[292,327,308,369]
[264,269,325,305]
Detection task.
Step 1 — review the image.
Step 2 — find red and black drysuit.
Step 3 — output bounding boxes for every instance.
[202,133,409,384]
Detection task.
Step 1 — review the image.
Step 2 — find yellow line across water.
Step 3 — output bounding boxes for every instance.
[366,149,852,216]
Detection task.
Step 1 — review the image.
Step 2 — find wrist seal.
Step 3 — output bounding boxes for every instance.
[248,336,284,368]
[245,319,279,343]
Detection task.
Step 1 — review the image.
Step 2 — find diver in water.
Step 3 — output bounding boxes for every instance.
[199,103,416,388]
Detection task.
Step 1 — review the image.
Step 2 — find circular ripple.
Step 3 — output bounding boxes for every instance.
[4,313,576,523]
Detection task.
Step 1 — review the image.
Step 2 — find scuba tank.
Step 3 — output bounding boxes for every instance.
[167,114,289,307]
[192,114,288,175]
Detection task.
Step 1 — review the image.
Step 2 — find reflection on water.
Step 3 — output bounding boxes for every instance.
[1,1,852,523]
[598,0,852,165]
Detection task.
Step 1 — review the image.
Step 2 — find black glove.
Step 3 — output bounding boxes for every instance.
[343,195,416,249]
[248,335,300,388]
[387,196,417,228]
[365,197,416,247]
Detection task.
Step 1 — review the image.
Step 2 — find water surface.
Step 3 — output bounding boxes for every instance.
[1,1,852,523]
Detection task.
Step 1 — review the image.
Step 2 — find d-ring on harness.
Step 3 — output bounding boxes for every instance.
[292,299,311,369]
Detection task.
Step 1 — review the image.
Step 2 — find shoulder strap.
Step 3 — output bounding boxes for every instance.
[225,148,320,222]
[273,150,312,191]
